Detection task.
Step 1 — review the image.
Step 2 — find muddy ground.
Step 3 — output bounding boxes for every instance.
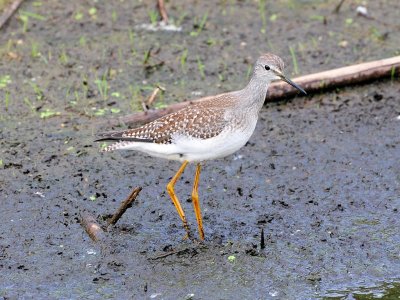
[1,0,400,299]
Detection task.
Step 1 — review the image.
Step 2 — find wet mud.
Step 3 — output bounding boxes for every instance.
[1,1,400,299]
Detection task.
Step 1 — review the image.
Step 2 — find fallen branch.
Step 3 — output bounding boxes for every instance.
[80,212,106,242]
[106,187,142,227]
[109,56,400,126]
[333,0,346,14]
[267,55,400,99]
[0,0,24,29]
[157,0,168,23]
[146,85,165,108]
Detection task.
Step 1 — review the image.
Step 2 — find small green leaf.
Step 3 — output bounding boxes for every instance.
[228,255,236,263]
[0,75,12,89]
[309,15,324,22]
[345,18,353,25]
[110,108,120,114]
[75,12,83,21]
[20,10,46,21]
[100,143,107,150]
[89,195,96,201]
[40,109,60,119]
[94,108,107,116]
[111,92,121,98]
[88,7,97,16]
[269,14,278,21]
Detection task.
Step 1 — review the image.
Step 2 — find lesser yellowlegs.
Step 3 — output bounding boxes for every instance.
[96,53,306,240]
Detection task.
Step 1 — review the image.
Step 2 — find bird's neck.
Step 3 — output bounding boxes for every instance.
[239,76,269,112]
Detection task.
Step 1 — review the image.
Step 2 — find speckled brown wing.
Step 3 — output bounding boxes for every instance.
[97,103,229,144]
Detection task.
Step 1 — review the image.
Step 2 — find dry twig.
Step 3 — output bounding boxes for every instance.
[107,187,142,227]
[142,85,166,111]
[0,0,24,29]
[333,0,346,14]
[260,228,265,250]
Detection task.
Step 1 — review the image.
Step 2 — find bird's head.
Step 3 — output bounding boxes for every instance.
[254,53,306,95]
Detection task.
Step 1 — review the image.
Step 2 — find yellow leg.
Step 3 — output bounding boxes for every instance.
[192,163,204,240]
[166,160,191,238]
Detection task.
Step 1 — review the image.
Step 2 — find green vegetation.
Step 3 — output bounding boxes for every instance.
[30,41,40,58]
[59,46,68,65]
[148,10,158,26]
[180,49,188,73]
[289,45,299,75]
[74,11,83,21]
[0,75,11,89]
[190,12,208,37]
[128,30,136,56]
[23,97,35,111]
[29,82,43,101]
[196,56,205,79]
[94,72,109,101]
[258,0,267,34]
[4,91,10,111]
[88,7,97,17]
[40,108,60,119]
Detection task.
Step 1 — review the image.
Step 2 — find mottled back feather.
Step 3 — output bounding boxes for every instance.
[98,94,236,148]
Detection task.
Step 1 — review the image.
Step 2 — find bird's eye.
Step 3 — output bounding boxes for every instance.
[264,65,270,71]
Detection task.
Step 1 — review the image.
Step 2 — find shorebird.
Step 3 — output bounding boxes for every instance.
[96,53,306,241]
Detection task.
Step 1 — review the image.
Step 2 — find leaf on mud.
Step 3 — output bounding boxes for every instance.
[40,109,60,119]
[228,255,236,263]
[88,7,97,16]
[74,12,83,21]
[100,143,107,151]
[270,14,278,22]
[94,108,107,116]
[19,10,46,21]
[0,75,12,89]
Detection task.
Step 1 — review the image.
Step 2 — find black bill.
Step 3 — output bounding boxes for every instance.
[279,74,307,95]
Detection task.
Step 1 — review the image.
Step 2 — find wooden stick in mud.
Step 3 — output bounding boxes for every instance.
[0,0,24,29]
[260,228,265,250]
[333,0,346,14]
[267,55,400,99]
[142,85,165,111]
[146,85,165,108]
[157,0,168,23]
[80,212,106,242]
[107,187,142,227]
[111,56,400,126]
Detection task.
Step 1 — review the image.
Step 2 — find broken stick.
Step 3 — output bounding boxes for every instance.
[260,228,265,250]
[109,56,400,127]
[142,85,165,111]
[80,212,106,242]
[0,0,25,29]
[107,187,142,227]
